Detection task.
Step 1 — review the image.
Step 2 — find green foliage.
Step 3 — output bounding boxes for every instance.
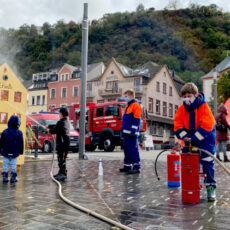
[1,4,230,83]
[217,71,230,104]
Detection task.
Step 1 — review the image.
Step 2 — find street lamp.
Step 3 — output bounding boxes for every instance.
[213,68,218,116]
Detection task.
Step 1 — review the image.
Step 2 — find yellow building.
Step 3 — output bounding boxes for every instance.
[0,63,27,165]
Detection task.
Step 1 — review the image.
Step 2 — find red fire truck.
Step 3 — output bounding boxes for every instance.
[68,100,146,152]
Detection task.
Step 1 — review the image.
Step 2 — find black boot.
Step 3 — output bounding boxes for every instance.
[224,155,230,162]
[10,172,18,183]
[216,155,222,161]
[54,173,67,181]
[2,172,9,183]
[119,167,130,173]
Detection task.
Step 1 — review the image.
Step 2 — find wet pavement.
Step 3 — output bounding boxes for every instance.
[0,152,230,230]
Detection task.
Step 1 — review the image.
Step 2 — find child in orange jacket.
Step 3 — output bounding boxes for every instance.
[174,82,216,202]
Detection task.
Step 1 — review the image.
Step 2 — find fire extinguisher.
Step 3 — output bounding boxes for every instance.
[167,151,180,187]
[154,148,180,188]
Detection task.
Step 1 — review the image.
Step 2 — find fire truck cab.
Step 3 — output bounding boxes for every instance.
[69,101,146,152]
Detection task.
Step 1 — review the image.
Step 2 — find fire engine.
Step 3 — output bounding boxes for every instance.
[68,100,146,152]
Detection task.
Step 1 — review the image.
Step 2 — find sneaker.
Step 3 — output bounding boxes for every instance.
[207,186,216,202]
[119,167,130,173]
[127,168,140,174]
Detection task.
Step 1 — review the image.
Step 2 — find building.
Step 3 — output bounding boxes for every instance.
[47,62,105,110]
[88,58,184,144]
[27,69,59,113]
[202,56,230,102]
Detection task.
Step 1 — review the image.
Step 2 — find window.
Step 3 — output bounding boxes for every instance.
[156,100,160,114]
[50,89,56,99]
[73,86,79,97]
[62,88,67,98]
[134,78,141,91]
[42,95,45,105]
[105,105,119,117]
[156,82,160,92]
[32,96,35,105]
[106,81,112,89]
[96,108,103,117]
[163,102,167,116]
[61,74,69,81]
[169,103,173,117]
[163,83,167,95]
[148,98,153,113]
[175,105,179,114]
[163,72,166,77]
[37,96,40,105]
[97,100,104,103]
[169,86,173,96]
[87,83,92,91]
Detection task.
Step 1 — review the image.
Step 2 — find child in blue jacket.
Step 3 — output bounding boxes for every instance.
[0,115,24,183]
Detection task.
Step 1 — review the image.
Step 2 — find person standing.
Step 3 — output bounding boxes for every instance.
[174,83,216,201]
[120,89,142,174]
[49,108,70,181]
[0,115,24,183]
[215,104,230,162]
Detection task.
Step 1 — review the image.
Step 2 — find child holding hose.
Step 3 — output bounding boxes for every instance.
[174,83,216,202]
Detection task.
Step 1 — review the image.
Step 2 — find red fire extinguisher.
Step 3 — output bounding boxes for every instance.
[181,152,201,203]
[167,152,180,187]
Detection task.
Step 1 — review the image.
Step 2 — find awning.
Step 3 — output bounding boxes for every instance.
[147,115,174,125]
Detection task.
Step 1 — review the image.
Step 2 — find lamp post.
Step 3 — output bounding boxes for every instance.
[213,68,218,116]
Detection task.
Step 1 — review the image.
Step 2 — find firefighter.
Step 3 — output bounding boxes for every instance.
[120,89,142,174]
[174,82,216,202]
[49,107,70,181]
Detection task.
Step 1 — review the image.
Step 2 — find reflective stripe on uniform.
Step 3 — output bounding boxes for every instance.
[123,130,131,134]
[200,156,213,162]
[195,131,204,141]
[179,131,187,139]
[131,125,138,129]
[135,132,140,136]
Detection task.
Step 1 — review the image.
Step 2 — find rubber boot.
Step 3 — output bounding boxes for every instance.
[224,155,230,162]
[2,172,9,183]
[216,155,222,162]
[207,185,216,202]
[10,172,18,183]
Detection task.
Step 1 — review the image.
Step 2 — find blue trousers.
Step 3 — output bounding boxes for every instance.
[123,135,140,169]
[200,152,216,188]
[2,157,17,173]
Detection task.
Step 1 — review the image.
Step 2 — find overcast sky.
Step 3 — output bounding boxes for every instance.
[0,0,229,29]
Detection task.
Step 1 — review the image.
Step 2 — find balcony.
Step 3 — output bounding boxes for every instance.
[134,86,144,95]
[98,88,122,97]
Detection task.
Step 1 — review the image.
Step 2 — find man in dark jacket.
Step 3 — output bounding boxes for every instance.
[0,115,24,183]
[215,104,230,162]
[49,108,70,181]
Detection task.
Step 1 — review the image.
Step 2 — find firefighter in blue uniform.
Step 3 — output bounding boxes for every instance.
[120,89,142,174]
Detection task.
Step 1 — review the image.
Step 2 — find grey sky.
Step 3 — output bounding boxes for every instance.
[0,0,229,29]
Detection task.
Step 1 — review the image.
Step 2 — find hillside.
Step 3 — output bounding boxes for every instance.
[0,4,230,90]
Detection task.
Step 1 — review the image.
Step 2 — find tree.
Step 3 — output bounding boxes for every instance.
[136,4,145,12]
[217,71,230,104]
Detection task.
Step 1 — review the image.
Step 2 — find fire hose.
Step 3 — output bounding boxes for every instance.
[154,146,230,180]
[50,135,133,230]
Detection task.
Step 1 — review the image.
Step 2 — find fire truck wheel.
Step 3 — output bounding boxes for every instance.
[43,141,51,153]
[102,135,115,152]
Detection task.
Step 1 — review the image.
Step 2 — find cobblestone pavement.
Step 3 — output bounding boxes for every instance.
[0,151,230,230]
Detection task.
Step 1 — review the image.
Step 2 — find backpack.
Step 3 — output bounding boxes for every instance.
[216,121,227,132]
